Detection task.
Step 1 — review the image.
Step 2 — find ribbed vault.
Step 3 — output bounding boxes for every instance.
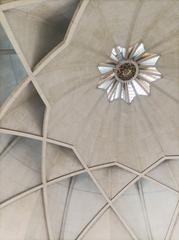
[0,0,179,239]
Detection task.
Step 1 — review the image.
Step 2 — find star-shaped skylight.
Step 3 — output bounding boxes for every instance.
[98,43,162,103]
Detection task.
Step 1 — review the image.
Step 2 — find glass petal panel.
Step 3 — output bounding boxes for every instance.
[139,67,162,76]
[132,80,147,95]
[107,81,118,101]
[98,79,113,90]
[138,73,161,82]
[139,55,160,66]
[131,43,145,60]
[98,65,114,74]
[128,82,136,102]
[136,79,150,94]
[114,83,122,100]
[111,48,118,61]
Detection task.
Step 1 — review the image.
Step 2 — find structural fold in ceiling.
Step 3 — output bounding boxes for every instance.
[0,0,179,240]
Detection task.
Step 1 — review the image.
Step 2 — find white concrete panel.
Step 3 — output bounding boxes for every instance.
[142,179,178,240]
[147,159,179,191]
[114,181,148,239]
[0,25,26,106]
[0,133,14,154]
[0,136,41,202]
[0,191,48,240]
[0,82,45,135]
[47,179,70,240]
[92,166,136,199]
[63,173,106,240]
[83,208,132,240]
[115,178,179,240]
[46,143,83,181]
[171,215,179,240]
[4,0,80,67]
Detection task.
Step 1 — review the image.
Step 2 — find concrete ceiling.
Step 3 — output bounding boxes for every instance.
[0,0,179,239]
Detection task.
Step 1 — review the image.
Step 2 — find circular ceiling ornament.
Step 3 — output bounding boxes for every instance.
[97,42,162,104]
[115,60,139,82]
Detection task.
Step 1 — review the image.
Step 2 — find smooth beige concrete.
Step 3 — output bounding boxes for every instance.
[0,191,48,240]
[0,137,41,202]
[0,24,27,106]
[46,143,83,181]
[83,208,132,240]
[36,0,179,171]
[0,83,45,135]
[147,159,179,191]
[4,0,80,67]
[0,1,179,240]
[92,166,136,199]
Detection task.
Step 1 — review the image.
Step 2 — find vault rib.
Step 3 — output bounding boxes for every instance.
[0,0,44,11]
[0,155,178,217]
[76,204,110,240]
[0,184,43,209]
[0,10,32,76]
[0,164,177,210]
[33,0,90,76]
[111,176,141,202]
[165,165,179,240]
[0,170,87,211]
[0,10,50,109]
[47,170,86,187]
[0,128,43,141]
[0,136,19,160]
[73,147,138,240]
[0,77,30,120]
[111,157,179,203]
[46,138,73,149]
[142,155,179,173]
[89,162,116,171]
[59,177,76,240]
[165,201,179,240]
[41,108,54,240]
[166,162,179,189]
[111,206,138,240]
[31,79,50,108]
[137,181,153,240]
[144,175,179,196]
[115,161,140,175]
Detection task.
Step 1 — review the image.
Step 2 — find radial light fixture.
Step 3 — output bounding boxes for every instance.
[97,42,162,103]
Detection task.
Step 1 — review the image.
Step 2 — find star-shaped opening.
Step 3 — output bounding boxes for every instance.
[98,43,162,103]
